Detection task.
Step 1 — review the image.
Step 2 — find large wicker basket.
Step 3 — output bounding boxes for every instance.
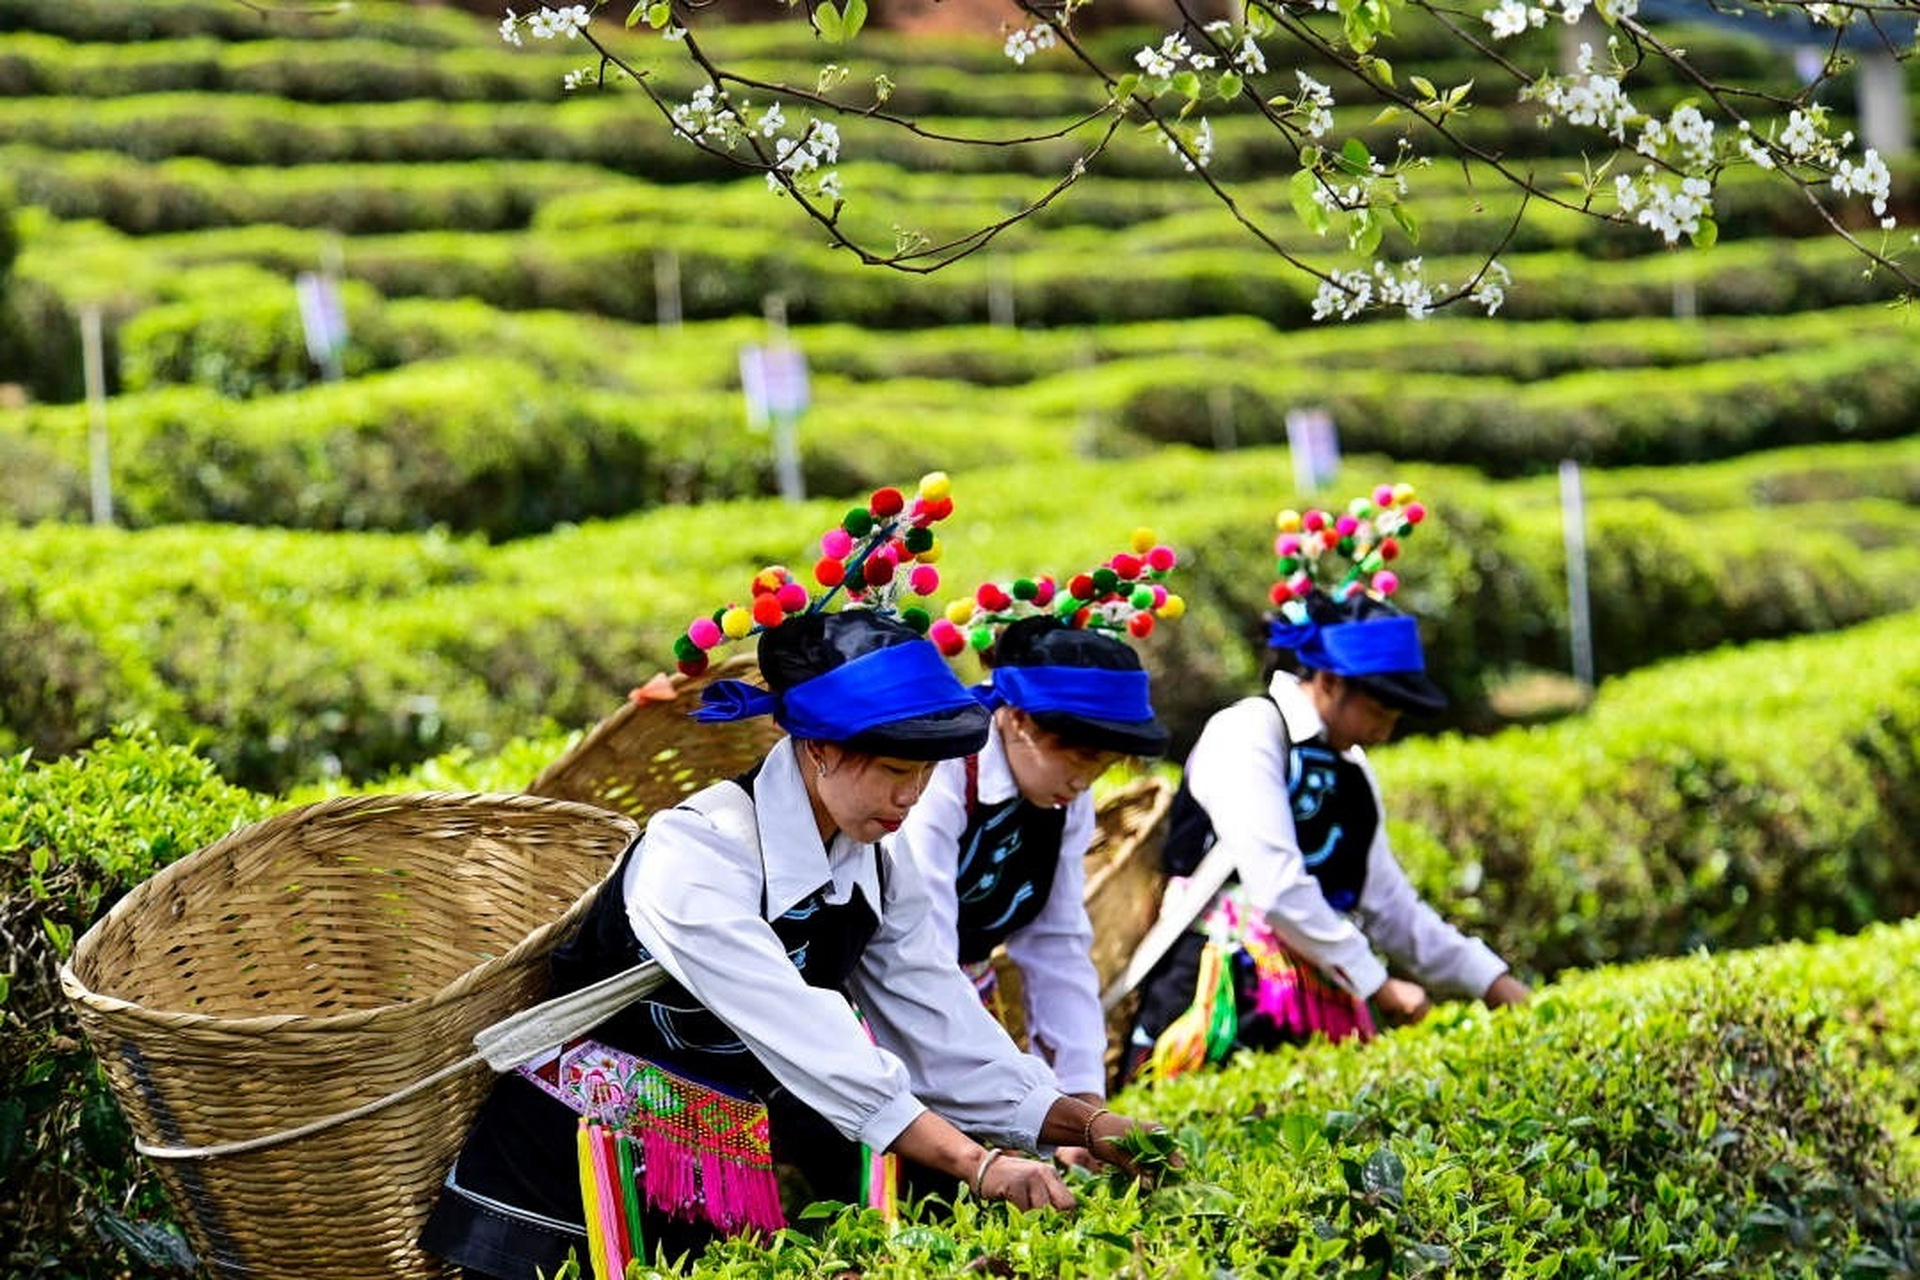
[59,792,640,1280]
[526,654,782,821]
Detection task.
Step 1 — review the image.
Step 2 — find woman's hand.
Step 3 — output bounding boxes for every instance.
[975,1149,1077,1210]
[1483,972,1531,1008]
[1373,976,1432,1026]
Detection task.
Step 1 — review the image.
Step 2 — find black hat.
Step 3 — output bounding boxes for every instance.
[987,616,1171,757]
[755,611,990,760]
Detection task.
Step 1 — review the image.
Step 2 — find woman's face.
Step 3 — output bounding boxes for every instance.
[1314,675,1403,752]
[805,744,933,843]
[1000,709,1121,810]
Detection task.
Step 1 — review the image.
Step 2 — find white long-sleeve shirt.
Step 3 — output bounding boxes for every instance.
[889,722,1108,1097]
[1182,671,1508,1002]
[619,737,1061,1158]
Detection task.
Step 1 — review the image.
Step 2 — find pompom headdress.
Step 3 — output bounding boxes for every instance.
[928,527,1185,659]
[677,472,988,746]
[1268,481,1426,623]
[672,472,955,679]
[1266,481,1445,714]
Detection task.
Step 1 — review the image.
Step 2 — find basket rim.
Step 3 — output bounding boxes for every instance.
[59,790,637,1035]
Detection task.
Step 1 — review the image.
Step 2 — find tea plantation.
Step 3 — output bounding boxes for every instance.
[0,1,1914,1276]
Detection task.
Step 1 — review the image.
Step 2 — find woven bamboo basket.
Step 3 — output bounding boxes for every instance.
[990,773,1173,1077]
[59,792,640,1280]
[526,653,783,821]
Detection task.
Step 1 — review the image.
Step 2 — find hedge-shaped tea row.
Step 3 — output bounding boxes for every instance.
[4,446,1917,790]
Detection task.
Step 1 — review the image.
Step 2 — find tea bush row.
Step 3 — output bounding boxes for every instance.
[4,445,1917,789]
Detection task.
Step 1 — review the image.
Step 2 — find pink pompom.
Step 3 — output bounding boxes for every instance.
[1334,515,1359,538]
[1372,570,1400,595]
[1032,577,1056,606]
[776,582,810,613]
[1303,510,1328,532]
[929,618,964,656]
[909,564,940,596]
[1146,545,1176,572]
[821,528,854,559]
[1405,503,1427,525]
[1276,533,1302,557]
[1289,572,1314,598]
[1151,585,1168,608]
[1374,484,1395,508]
[687,617,722,650]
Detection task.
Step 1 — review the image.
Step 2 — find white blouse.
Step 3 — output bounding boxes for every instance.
[889,722,1108,1097]
[620,737,1061,1157]
[1180,671,1509,1002]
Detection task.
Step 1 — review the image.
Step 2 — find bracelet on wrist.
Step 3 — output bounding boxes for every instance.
[971,1147,1006,1196]
[1081,1105,1112,1153]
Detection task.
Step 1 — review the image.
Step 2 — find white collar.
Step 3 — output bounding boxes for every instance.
[974,720,1021,805]
[1266,670,1338,753]
[754,738,883,919]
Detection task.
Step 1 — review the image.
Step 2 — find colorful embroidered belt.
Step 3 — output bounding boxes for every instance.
[517,1039,783,1237]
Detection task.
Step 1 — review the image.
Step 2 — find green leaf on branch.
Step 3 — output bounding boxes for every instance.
[642,0,672,29]
[1350,207,1384,256]
[814,2,844,42]
[1389,201,1420,243]
[1171,70,1201,101]
[1411,73,1437,100]
[1693,217,1719,249]
[1338,136,1374,175]
[841,0,868,40]
[1291,169,1332,235]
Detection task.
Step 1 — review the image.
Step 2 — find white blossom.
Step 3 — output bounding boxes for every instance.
[1004,23,1058,66]
[1235,35,1268,75]
[1525,45,1637,140]
[527,5,591,40]
[1637,104,1715,170]
[756,103,786,138]
[1833,147,1892,220]
[1135,34,1193,79]
[1737,131,1776,170]
[1617,168,1712,243]
[1312,259,1439,321]
[1165,118,1214,171]
[1470,261,1512,315]
[1296,71,1335,139]
[499,8,522,46]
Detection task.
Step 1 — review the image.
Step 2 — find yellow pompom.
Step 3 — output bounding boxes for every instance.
[1275,509,1302,533]
[1159,593,1186,619]
[1391,483,1416,506]
[1129,526,1156,553]
[721,607,753,639]
[918,471,952,500]
[945,598,974,625]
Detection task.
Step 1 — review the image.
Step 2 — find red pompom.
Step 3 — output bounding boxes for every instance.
[977,583,1012,612]
[1110,553,1143,580]
[1070,607,1092,629]
[921,495,954,522]
[1128,613,1156,638]
[1379,537,1401,561]
[814,556,846,587]
[676,654,709,677]
[870,487,906,517]
[929,619,964,656]
[862,555,896,587]
[1269,581,1291,607]
[1067,573,1096,601]
[751,595,785,628]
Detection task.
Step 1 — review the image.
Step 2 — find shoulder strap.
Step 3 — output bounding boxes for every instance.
[963,752,980,824]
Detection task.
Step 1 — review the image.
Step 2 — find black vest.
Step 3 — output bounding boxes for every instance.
[950,758,1068,964]
[547,765,882,1097]
[1161,697,1376,912]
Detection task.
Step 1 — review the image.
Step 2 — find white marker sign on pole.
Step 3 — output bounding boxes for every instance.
[1286,406,1341,493]
[740,342,810,503]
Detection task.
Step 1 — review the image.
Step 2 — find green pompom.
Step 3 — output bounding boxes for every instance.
[1012,577,1038,601]
[1276,555,1299,575]
[904,526,934,554]
[672,634,699,661]
[1091,567,1120,594]
[969,625,995,650]
[1336,536,1355,556]
[1130,586,1154,609]
[843,508,874,538]
[900,606,931,633]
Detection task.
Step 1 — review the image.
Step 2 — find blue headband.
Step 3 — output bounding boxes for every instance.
[693,640,976,741]
[1266,613,1428,676]
[976,666,1155,725]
